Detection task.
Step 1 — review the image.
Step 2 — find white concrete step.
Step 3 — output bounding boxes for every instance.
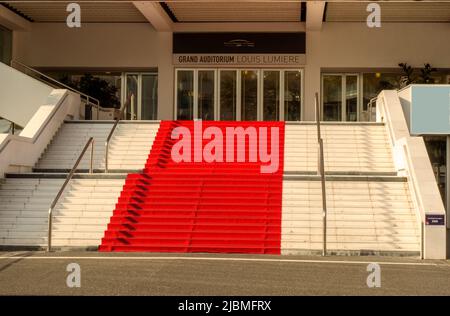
[36,122,160,170]
[0,178,124,248]
[285,124,395,173]
[281,179,421,253]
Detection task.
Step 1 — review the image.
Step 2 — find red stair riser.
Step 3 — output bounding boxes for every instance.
[99,121,284,254]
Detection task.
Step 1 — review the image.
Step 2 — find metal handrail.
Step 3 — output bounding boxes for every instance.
[0,117,18,135]
[47,137,95,252]
[0,93,69,154]
[104,94,134,172]
[10,60,101,120]
[315,92,327,256]
[367,97,378,122]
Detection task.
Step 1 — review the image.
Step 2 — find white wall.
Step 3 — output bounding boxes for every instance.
[377,89,447,259]
[0,89,80,177]
[0,62,53,127]
[305,22,450,120]
[12,22,450,121]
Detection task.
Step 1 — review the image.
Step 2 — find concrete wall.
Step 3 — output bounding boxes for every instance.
[0,62,53,126]
[11,22,450,121]
[377,89,447,259]
[0,89,80,177]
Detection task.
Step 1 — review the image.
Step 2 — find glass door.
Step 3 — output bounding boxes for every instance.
[124,74,139,120]
[345,75,358,122]
[284,70,302,121]
[197,70,216,120]
[141,74,158,120]
[123,73,158,120]
[322,74,359,121]
[176,70,195,120]
[262,70,280,121]
[219,70,237,120]
[176,68,303,121]
[240,70,258,121]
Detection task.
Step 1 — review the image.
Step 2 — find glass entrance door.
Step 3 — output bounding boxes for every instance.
[322,74,359,121]
[123,73,158,120]
[219,70,237,120]
[241,70,259,121]
[175,68,303,121]
[284,70,302,121]
[263,70,280,121]
[198,70,215,120]
[141,74,158,120]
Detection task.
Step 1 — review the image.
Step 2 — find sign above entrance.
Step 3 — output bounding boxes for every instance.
[173,32,306,54]
[172,32,306,66]
[173,54,305,66]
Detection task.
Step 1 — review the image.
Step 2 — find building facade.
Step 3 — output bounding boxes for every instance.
[1,1,449,123]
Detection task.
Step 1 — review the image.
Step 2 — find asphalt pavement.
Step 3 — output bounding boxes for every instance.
[0,251,449,295]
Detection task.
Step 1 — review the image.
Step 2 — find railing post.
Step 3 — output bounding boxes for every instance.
[47,207,52,252]
[131,94,135,120]
[90,139,94,174]
[315,92,327,257]
[105,141,109,173]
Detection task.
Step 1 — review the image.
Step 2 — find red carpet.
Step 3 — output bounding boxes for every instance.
[99,121,285,254]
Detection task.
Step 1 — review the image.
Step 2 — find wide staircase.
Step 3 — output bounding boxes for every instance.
[99,121,285,253]
[0,121,158,249]
[0,177,124,248]
[35,121,159,171]
[0,120,421,255]
[282,123,419,254]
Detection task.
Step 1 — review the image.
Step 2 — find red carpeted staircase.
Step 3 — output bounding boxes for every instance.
[99,121,285,254]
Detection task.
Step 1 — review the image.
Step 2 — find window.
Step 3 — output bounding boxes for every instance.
[322,72,403,121]
[44,70,158,120]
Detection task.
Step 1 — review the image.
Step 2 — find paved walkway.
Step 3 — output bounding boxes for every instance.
[0,252,449,295]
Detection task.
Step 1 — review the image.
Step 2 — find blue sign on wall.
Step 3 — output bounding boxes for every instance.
[409,85,450,135]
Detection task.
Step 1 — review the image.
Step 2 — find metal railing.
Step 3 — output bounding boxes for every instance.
[10,60,101,120]
[0,118,19,135]
[104,94,134,173]
[47,137,95,252]
[367,97,378,122]
[315,92,328,256]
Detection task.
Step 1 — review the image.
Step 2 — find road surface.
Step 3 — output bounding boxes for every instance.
[0,251,449,295]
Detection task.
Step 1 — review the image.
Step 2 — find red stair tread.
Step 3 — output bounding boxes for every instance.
[99,121,285,254]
